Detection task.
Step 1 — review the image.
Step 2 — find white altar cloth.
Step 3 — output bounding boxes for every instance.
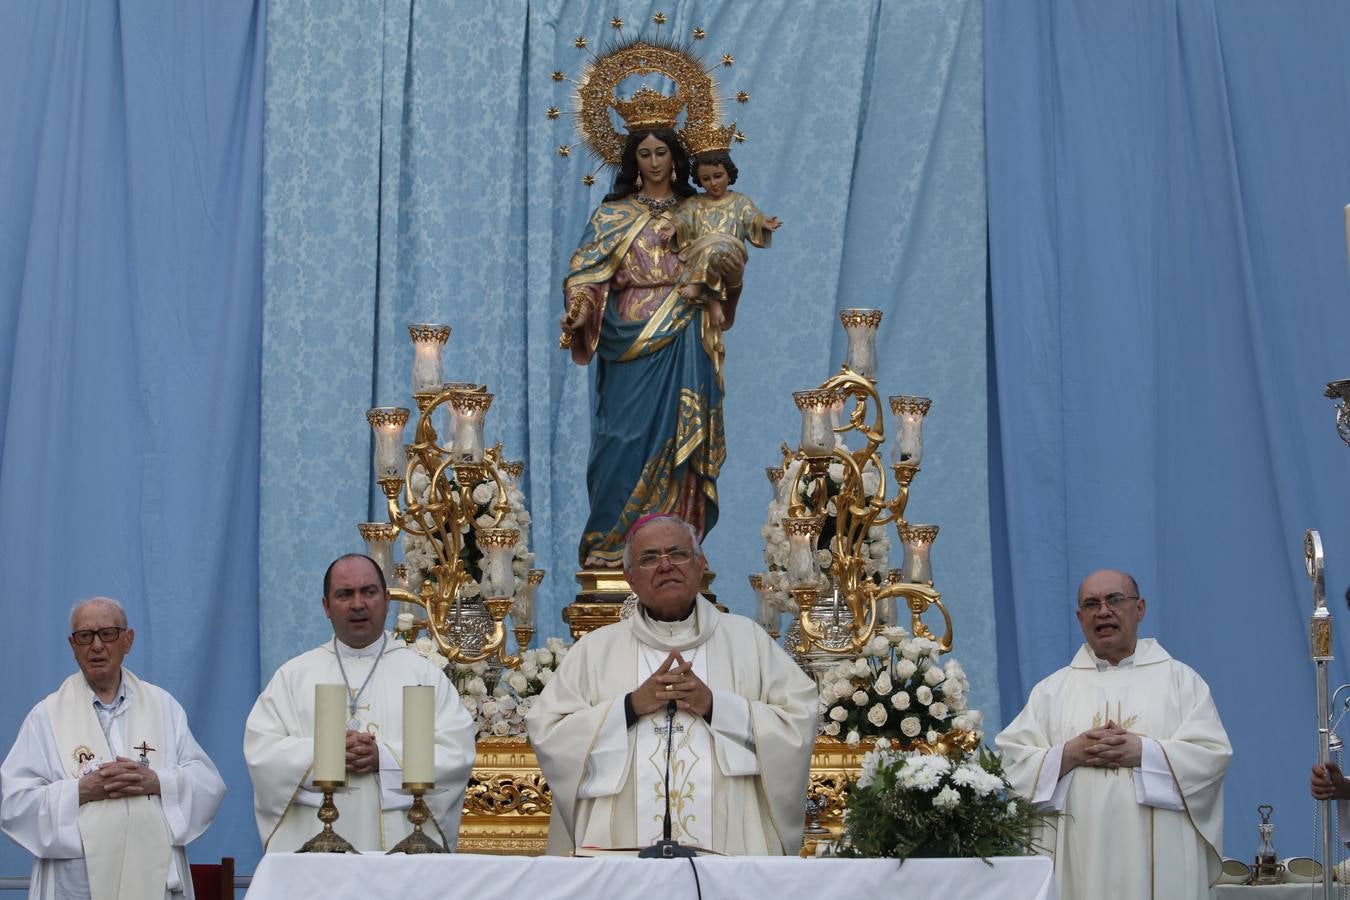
[244,852,1056,900]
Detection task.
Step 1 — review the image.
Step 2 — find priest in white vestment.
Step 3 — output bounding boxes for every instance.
[0,597,225,900]
[996,569,1231,900]
[526,514,818,856]
[244,553,476,852]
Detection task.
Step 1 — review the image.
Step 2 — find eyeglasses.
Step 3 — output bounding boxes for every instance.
[70,627,126,646]
[635,548,695,569]
[1078,594,1138,613]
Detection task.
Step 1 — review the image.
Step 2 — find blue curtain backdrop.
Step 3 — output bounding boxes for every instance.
[987,0,1350,861]
[260,0,995,753]
[0,0,264,879]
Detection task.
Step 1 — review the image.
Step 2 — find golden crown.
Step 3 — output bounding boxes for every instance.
[683,120,738,157]
[611,86,684,133]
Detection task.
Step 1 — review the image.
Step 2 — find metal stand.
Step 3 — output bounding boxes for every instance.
[297,780,359,854]
[388,783,447,854]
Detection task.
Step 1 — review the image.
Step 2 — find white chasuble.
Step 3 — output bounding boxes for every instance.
[0,670,225,900]
[527,596,818,856]
[244,635,477,852]
[995,639,1231,900]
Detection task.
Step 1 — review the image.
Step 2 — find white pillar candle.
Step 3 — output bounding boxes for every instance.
[402,685,435,785]
[313,684,347,783]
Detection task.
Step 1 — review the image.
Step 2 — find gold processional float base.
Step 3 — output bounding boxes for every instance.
[455,570,975,857]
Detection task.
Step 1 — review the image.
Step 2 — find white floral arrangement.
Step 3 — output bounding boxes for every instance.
[758,457,891,614]
[414,637,570,740]
[401,461,536,612]
[818,625,982,748]
[839,739,1046,859]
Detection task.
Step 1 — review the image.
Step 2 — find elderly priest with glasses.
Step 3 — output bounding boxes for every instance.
[995,569,1232,900]
[526,513,818,856]
[0,597,226,900]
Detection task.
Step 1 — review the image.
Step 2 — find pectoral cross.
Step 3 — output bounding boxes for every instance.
[134,741,155,767]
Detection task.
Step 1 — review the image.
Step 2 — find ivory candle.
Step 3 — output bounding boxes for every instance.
[402,685,435,785]
[313,684,347,783]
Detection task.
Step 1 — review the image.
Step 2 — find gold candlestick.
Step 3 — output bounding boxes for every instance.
[387,783,447,854]
[297,780,358,854]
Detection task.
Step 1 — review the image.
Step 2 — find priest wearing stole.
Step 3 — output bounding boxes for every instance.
[244,554,476,852]
[526,514,818,855]
[995,569,1231,900]
[0,597,225,900]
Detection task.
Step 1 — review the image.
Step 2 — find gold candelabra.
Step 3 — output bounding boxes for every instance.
[761,309,952,662]
[358,324,543,667]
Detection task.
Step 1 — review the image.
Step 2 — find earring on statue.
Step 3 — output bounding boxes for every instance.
[635,173,643,190]
[670,169,676,183]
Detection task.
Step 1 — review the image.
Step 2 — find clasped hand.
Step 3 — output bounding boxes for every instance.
[345,730,379,775]
[78,757,160,805]
[631,651,713,720]
[1065,720,1142,773]
[1311,762,1350,801]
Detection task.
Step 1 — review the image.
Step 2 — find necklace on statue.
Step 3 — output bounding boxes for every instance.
[333,632,387,730]
[635,193,679,215]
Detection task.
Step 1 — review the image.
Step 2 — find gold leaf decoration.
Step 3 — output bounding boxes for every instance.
[574,36,588,49]
[610,17,623,29]
[546,106,560,120]
[736,90,750,103]
[692,27,706,40]
[652,12,667,25]
[558,144,571,157]
[551,70,565,82]
[721,53,734,67]
[733,131,746,143]
[582,174,596,186]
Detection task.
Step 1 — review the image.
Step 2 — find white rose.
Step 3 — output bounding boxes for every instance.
[852,690,870,707]
[414,635,435,656]
[507,672,528,692]
[891,690,911,710]
[924,665,946,686]
[926,730,939,743]
[538,669,553,684]
[466,677,488,697]
[929,702,949,720]
[952,714,969,731]
[471,482,496,505]
[851,658,871,678]
[915,685,933,706]
[900,716,921,737]
[536,649,553,666]
[475,513,496,528]
[868,636,890,656]
[874,672,893,696]
[845,729,861,746]
[867,704,888,727]
[883,625,908,643]
[823,721,841,736]
[546,637,566,653]
[815,549,834,568]
[521,663,538,680]
[462,697,479,714]
[481,701,499,718]
[862,470,881,495]
[491,720,510,737]
[829,706,848,722]
[828,462,845,483]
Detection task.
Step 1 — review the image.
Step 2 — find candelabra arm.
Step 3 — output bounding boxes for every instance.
[874,582,952,653]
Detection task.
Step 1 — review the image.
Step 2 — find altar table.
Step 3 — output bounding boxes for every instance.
[244,853,1056,900]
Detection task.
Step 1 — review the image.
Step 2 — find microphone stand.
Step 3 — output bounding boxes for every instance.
[639,699,697,859]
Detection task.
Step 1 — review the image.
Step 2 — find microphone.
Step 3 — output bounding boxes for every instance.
[638,698,696,858]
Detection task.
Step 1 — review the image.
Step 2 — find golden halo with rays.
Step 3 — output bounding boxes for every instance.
[573,37,726,167]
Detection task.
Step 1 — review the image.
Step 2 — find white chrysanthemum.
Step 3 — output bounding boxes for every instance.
[933,785,961,810]
[975,770,1004,797]
[952,764,983,789]
[867,704,888,727]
